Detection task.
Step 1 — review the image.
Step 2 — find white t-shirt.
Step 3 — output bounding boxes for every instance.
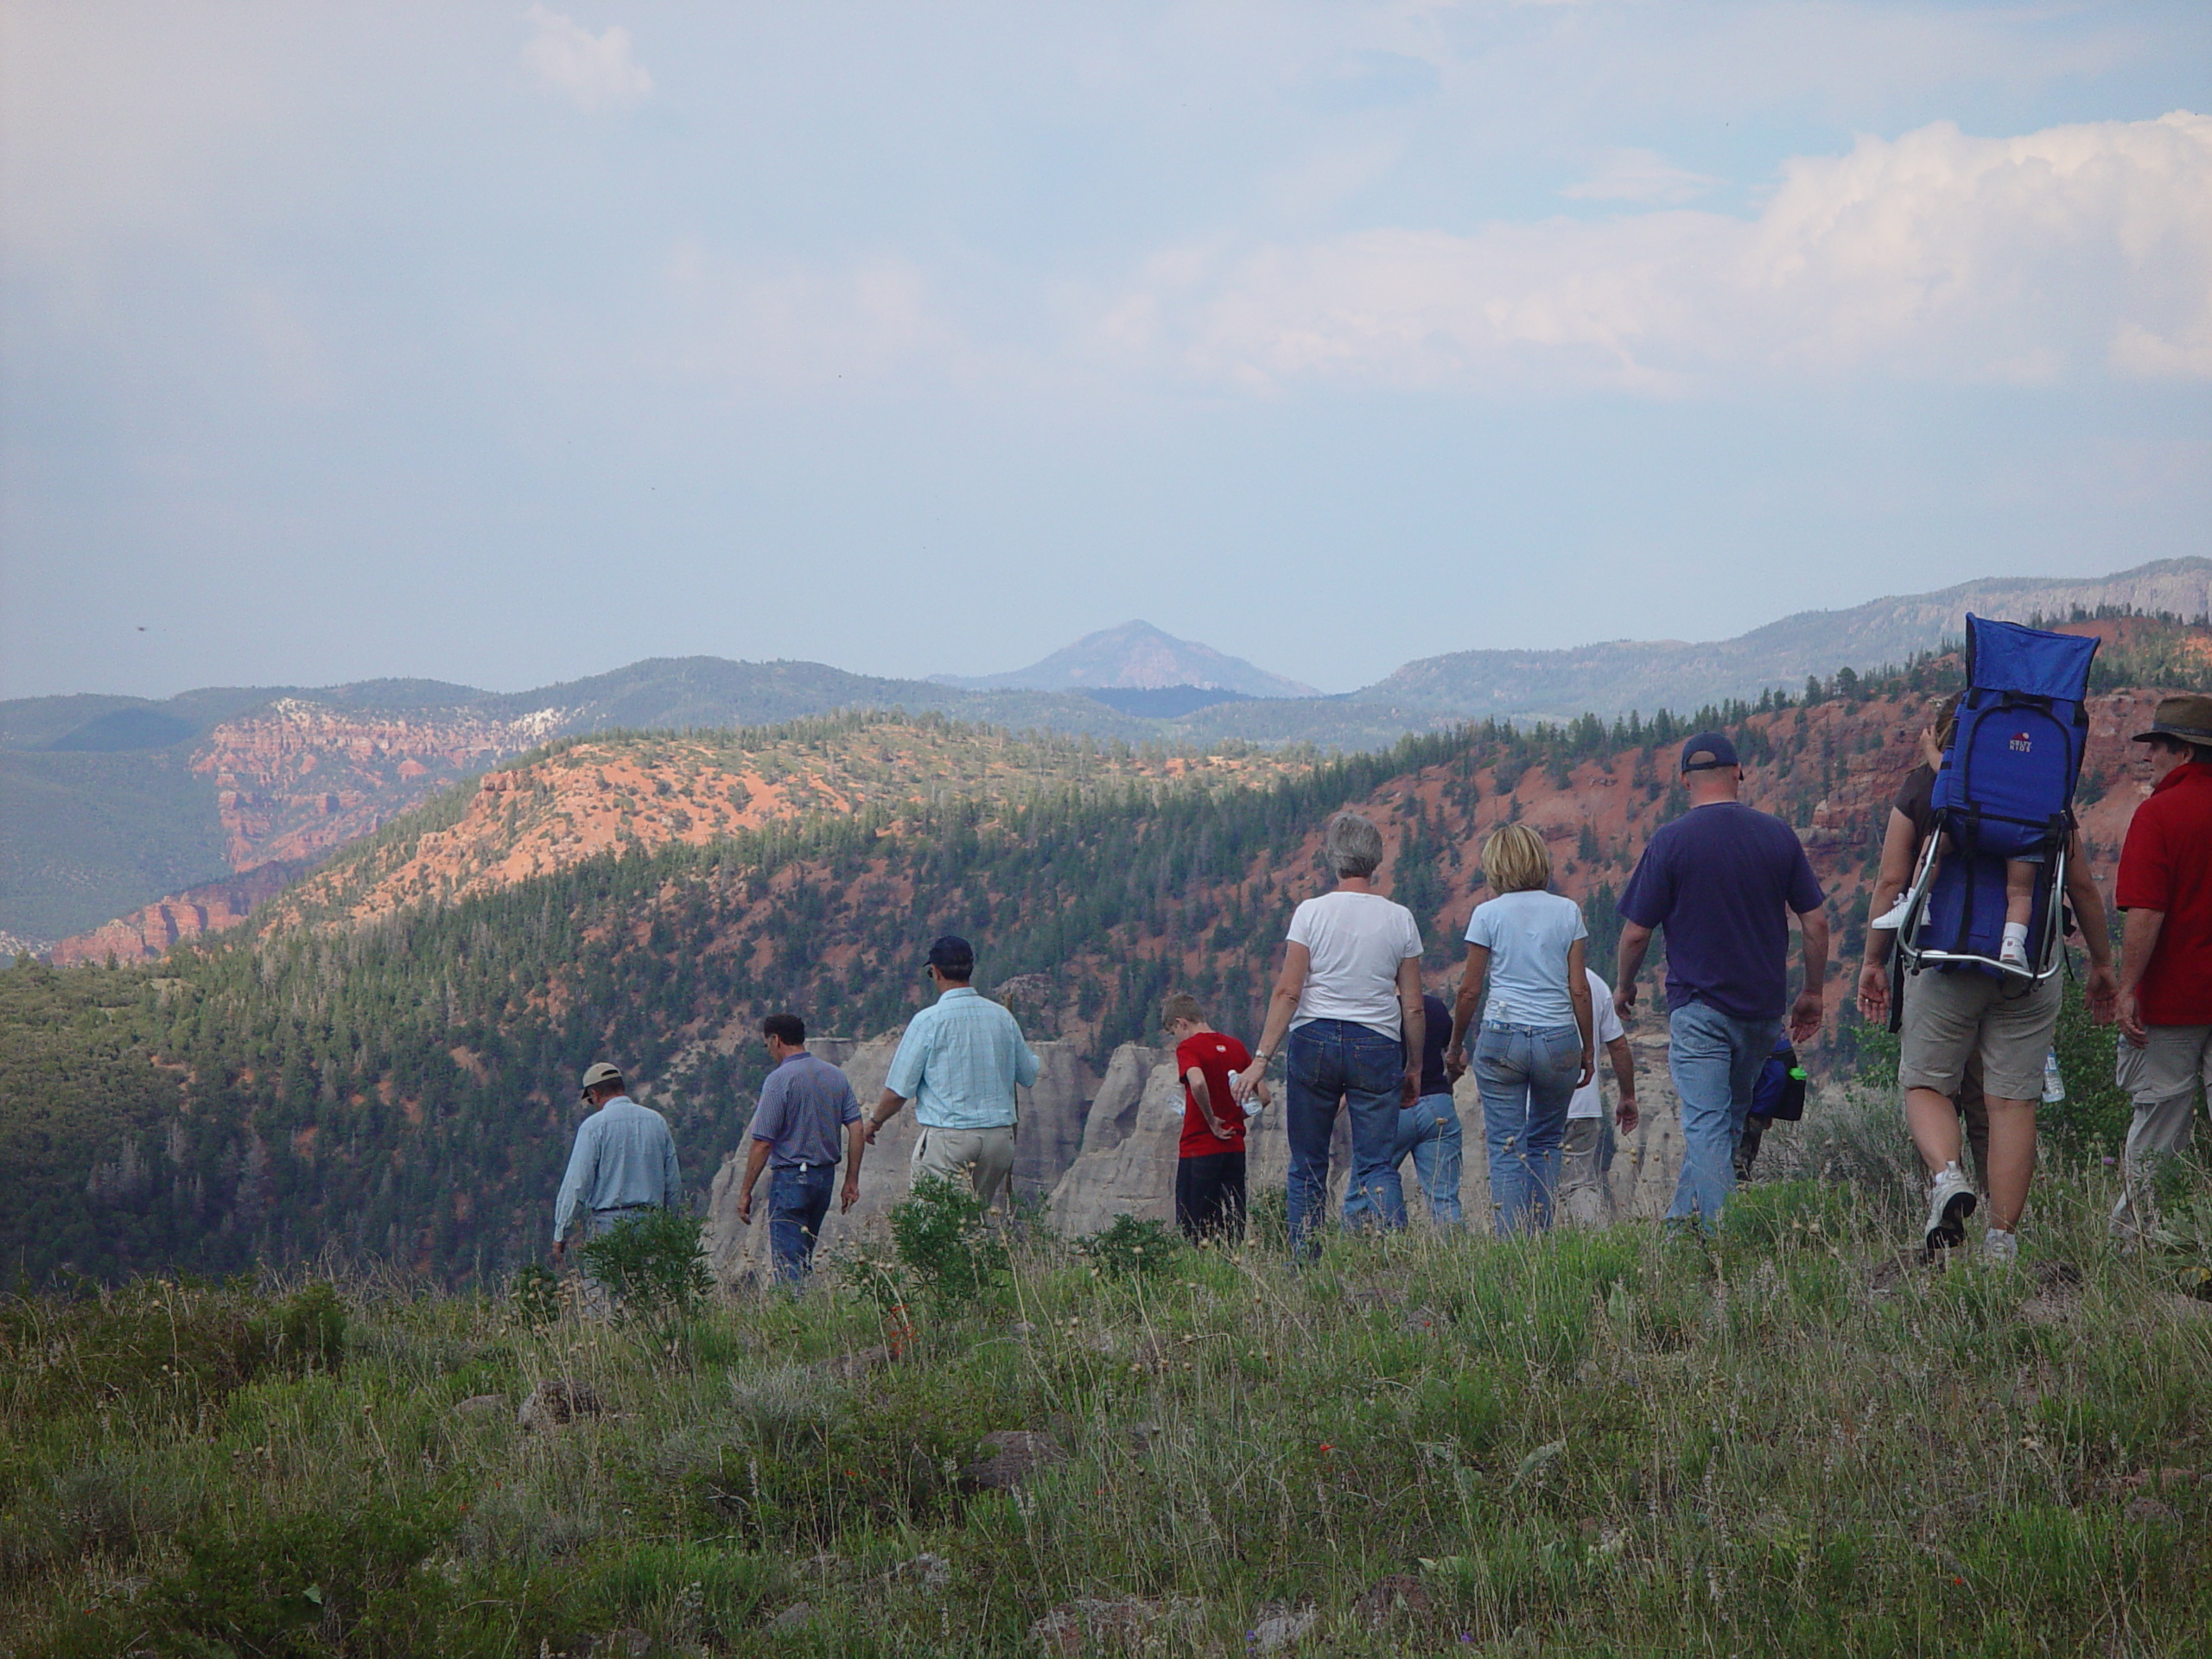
[1465,888,1588,1027]
[1286,890,1424,1039]
[1567,968,1627,1120]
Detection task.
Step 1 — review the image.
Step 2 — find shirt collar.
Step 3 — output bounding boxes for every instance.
[2152,760,2212,795]
[937,985,980,1002]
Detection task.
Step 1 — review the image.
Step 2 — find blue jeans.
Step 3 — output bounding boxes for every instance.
[1341,1092,1464,1229]
[768,1165,836,1285]
[1666,1001,1783,1227]
[1474,1021,1582,1237]
[1286,1019,1408,1258]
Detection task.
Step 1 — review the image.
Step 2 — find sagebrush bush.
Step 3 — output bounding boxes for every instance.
[576,1207,713,1319]
[889,1175,1007,1310]
[1074,1213,1182,1279]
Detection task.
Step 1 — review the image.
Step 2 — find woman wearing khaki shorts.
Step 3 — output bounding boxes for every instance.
[1861,829,2113,1264]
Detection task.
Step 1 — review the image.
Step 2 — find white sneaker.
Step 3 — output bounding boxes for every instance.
[1870,896,1913,931]
[1981,1227,2018,1267]
[1924,1163,1978,1255]
[1998,923,2031,973]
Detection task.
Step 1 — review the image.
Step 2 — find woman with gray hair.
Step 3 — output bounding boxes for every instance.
[1236,810,1427,1261]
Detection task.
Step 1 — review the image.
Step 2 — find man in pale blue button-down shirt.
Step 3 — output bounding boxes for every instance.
[551,1061,682,1264]
[865,936,1039,1205]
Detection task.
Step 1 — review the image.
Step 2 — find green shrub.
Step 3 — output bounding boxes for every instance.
[1075,1213,1183,1279]
[272,1281,347,1372]
[576,1208,712,1319]
[889,1176,1007,1310]
[508,1262,561,1328]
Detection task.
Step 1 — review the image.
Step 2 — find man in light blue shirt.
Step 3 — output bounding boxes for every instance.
[551,1061,683,1264]
[865,936,1039,1206]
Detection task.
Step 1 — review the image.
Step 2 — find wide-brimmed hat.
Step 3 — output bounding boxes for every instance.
[2130,695,2212,746]
[580,1061,624,1091]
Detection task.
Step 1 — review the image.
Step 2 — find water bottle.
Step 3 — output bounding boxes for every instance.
[2042,1050,2066,1104]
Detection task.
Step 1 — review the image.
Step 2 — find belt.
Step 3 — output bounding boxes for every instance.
[592,1202,653,1215]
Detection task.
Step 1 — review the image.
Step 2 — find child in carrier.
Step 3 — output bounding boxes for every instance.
[1872,614,2100,978]
[1871,841,2041,971]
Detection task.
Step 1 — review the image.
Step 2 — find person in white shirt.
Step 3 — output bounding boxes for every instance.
[1236,811,1425,1262]
[1446,823,1594,1236]
[1558,969,1639,1227]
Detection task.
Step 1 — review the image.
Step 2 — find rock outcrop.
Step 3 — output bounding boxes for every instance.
[701,1033,1100,1286]
[1047,1023,1693,1238]
[51,859,317,965]
[197,700,563,872]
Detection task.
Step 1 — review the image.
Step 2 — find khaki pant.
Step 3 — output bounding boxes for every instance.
[2109,1025,2212,1238]
[1558,1116,1613,1228]
[912,1123,1017,1207]
[1898,968,2061,1103]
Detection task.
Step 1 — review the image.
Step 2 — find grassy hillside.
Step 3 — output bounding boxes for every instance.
[2,1142,2206,1656]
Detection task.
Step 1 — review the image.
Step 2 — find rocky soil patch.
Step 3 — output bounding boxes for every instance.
[518,1379,603,1432]
[963,1429,1068,1491]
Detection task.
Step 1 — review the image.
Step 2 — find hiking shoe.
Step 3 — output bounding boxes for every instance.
[1924,1164,1978,1255]
[1981,1227,2018,1267]
[1870,896,1913,931]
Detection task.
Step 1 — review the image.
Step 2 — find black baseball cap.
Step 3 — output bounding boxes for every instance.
[927,935,975,974]
[1681,732,1740,772]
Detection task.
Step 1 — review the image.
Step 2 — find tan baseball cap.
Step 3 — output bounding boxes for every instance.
[580,1061,624,1090]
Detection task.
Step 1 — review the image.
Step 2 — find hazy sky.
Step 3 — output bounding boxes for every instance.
[4,2,2209,701]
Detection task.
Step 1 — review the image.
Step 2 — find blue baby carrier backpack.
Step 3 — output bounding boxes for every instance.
[1894,615,2099,984]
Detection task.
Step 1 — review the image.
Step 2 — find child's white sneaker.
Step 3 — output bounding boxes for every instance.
[1870,896,1913,931]
[1998,922,2031,972]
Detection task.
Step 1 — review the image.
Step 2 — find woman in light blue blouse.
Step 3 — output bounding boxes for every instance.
[1446,823,1595,1236]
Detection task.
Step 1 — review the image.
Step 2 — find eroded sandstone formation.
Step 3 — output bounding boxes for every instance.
[701,1033,1100,1286]
[51,860,317,965]
[1046,1024,1688,1238]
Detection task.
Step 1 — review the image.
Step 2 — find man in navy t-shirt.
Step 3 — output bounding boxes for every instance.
[1614,732,1828,1225]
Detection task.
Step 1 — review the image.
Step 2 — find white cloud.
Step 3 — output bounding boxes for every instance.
[1104,111,2212,394]
[522,5,652,113]
[1563,148,1719,206]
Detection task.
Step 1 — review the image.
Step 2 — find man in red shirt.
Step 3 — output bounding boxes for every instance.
[1163,991,1270,1243]
[2112,696,2212,1238]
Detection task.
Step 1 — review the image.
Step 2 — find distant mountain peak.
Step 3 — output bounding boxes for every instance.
[935,620,1321,698]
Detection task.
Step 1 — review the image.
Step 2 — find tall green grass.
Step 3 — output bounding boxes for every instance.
[3,1154,2206,1656]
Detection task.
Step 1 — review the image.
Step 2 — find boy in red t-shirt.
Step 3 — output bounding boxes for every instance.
[1163,991,1269,1243]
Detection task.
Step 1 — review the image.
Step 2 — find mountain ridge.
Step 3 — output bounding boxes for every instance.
[7,560,2206,946]
[929,620,1322,697]
[1362,557,2212,720]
